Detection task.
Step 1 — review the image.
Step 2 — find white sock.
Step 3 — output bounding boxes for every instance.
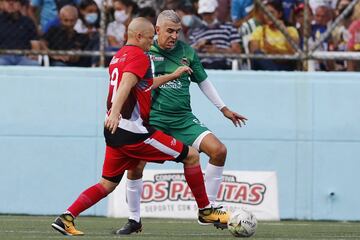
[126,178,143,222]
[205,163,224,206]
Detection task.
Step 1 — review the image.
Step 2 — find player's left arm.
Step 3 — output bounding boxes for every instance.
[152,66,193,89]
[105,72,138,134]
[198,80,248,127]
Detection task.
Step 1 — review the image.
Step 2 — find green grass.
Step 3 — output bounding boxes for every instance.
[1,215,360,239]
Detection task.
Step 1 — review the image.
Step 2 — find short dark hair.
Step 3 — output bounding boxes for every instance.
[264,0,284,14]
[175,3,195,14]
[113,0,139,15]
[138,6,156,19]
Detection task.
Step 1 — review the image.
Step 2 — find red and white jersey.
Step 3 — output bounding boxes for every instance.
[106,45,154,146]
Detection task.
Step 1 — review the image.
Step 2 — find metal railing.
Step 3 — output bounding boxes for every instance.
[1,0,360,69]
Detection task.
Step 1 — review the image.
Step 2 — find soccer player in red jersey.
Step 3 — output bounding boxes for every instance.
[51,17,229,236]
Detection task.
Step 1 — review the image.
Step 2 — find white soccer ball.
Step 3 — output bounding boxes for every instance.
[227,208,257,238]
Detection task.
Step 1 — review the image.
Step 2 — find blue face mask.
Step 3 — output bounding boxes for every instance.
[182,15,194,27]
[85,13,98,24]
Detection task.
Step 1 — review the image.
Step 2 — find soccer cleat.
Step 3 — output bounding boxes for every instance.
[211,203,224,209]
[114,219,142,235]
[198,206,229,229]
[51,213,84,236]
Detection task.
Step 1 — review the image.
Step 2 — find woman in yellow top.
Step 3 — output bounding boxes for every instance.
[249,0,299,70]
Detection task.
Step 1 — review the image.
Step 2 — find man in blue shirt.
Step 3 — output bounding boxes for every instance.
[231,0,254,28]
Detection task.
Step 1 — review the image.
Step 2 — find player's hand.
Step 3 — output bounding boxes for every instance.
[173,66,193,78]
[221,107,248,127]
[105,113,122,134]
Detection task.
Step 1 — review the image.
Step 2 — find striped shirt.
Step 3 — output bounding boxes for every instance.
[189,21,241,64]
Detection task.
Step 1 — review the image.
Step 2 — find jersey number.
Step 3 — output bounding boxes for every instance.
[110,67,119,103]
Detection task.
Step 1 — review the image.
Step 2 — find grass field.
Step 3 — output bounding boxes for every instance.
[1,215,360,240]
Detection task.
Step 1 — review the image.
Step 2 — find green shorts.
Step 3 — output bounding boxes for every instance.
[149,112,211,149]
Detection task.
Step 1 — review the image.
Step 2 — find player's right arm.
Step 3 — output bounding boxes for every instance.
[105,72,138,134]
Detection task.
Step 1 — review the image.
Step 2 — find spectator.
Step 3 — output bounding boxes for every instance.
[75,0,100,33]
[310,5,332,49]
[41,0,79,33]
[0,0,40,65]
[41,5,89,66]
[351,1,360,20]
[249,0,299,71]
[310,5,334,70]
[231,0,254,28]
[331,0,353,70]
[192,0,199,12]
[332,0,353,50]
[161,0,181,11]
[106,0,138,50]
[293,2,313,48]
[133,0,162,14]
[347,19,360,71]
[75,0,101,66]
[92,0,112,10]
[138,6,156,25]
[282,0,299,24]
[28,0,57,32]
[314,5,332,27]
[235,0,261,68]
[28,0,77,33]
[175,3,204,43]
[19,0,30,16]
[309,0,336,14]
[189,0,241,69]
[42,15,61,34]
[217,0,231,22]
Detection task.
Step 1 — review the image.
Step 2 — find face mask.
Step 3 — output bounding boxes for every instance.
[202,18,218,27]
[182,15,193,27]
[114,10,129,23]
[85,13,98,24]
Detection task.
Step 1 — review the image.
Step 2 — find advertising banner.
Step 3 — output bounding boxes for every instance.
[108,170,279,220]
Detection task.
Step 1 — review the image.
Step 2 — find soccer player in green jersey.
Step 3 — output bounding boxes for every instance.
[116,10,248,235]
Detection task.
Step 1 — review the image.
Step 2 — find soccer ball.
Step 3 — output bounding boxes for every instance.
[227,208,257,237]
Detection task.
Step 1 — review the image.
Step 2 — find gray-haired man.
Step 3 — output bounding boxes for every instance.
[117,10,247,235]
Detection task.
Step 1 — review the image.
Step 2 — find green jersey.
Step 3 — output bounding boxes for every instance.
[149,40,207,119]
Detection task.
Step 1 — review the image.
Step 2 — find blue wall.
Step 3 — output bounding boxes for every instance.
[1,67,359,220]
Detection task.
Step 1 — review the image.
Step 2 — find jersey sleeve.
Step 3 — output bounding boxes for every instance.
[189,48,207,83]
[123,52,150,79]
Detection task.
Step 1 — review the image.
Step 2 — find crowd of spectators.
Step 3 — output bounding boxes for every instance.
[0,0,359,70]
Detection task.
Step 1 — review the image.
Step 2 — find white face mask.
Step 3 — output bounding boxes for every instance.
[202,18,218,27]
[114,10,129,23]
[182,15,194,27]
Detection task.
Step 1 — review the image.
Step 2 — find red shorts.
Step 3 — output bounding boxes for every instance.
[102,130,188,181]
